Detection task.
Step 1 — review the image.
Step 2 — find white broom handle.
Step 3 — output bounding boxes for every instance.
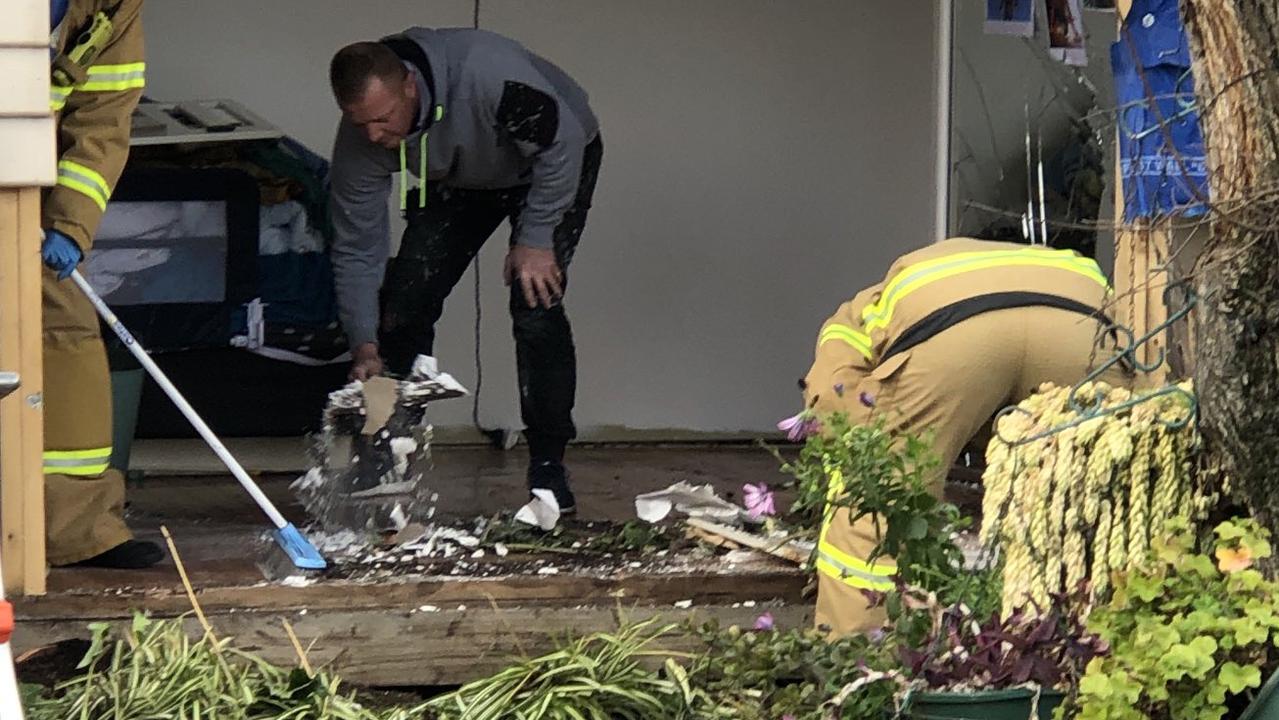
[70,271,289,530]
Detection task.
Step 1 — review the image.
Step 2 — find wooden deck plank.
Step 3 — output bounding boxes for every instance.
[11,447,832,685]
[15,602,814,686]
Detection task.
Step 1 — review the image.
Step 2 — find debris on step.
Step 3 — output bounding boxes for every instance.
[634,481,747,524]
[514,488,561,530]
[682,518,812,565]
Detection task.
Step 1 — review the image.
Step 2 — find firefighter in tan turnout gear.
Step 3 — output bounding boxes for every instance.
[39,0,162,568]
[799,238,1129,637]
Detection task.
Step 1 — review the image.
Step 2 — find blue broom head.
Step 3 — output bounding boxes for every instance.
[272,523,327,570]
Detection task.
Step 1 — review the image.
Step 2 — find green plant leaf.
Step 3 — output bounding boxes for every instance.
[907,517,929,540]
[1215,521,1247,541]
[1079,671,1117,699]
[1219,662,1262,695]
[1159,639,1216,681]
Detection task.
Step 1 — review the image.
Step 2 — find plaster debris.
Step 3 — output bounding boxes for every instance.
[280,575,314,588]
[634,481,746,523]
[515,489,561,530]
[673,599,693,609]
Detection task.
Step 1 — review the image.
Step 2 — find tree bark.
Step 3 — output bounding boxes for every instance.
[1184,0,1279,527]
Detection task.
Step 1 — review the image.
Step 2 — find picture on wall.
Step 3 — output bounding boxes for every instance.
[985,0,1035,36]
[1046,0,1088,65]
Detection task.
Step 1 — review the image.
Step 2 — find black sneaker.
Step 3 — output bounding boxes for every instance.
[528,460,577,515]
[71,539,166,569]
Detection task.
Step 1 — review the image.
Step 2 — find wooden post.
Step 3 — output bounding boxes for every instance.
[1110,0,1174,387]
[0,190,46,596]
[0,0,57,595]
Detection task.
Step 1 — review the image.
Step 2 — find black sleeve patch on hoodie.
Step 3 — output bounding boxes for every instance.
[496,81,559,148]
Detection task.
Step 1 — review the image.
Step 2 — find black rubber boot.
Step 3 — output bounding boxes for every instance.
[71,540,165,569]
[528,460,577,515]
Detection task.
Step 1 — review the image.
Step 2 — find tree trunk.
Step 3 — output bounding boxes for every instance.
[1184,1,1279,528]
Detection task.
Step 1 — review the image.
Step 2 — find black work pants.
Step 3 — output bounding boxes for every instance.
[379,136,603,459]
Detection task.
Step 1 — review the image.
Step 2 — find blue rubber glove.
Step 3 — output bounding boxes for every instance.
[41,230,83,280]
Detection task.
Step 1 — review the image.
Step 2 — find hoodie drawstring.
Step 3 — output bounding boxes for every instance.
[398,140,408,211]
[420,135,428,208]
[398,134,430,212]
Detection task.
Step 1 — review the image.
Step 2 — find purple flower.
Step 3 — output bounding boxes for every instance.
[833,383,845,397]
[859,391,875,408]
[777,411,820,441]
[753,612,775,631]
[742,482,777,519]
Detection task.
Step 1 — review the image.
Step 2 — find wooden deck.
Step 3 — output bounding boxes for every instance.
[12,446,814,686]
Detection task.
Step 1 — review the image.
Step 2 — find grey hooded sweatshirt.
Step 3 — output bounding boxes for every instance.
[329,27,600,349]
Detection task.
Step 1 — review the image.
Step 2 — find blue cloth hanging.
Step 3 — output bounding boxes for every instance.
[1111,0,1209,221]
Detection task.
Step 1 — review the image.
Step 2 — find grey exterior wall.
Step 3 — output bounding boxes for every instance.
[140,1,942,437]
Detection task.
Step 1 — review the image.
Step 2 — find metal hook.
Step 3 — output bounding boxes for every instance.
[992,282,1198,448]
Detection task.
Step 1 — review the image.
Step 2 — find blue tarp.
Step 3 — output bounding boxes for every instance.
[1111,0,1209,221]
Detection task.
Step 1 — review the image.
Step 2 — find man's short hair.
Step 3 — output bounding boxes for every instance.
[329,41,407,106]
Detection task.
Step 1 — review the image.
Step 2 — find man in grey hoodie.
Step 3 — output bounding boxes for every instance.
[327,27,602,513]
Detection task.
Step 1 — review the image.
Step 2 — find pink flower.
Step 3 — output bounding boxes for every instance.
[782,715,797,720]
[777,411,820,441]
[743,482,777,519]
[753,612,775,631]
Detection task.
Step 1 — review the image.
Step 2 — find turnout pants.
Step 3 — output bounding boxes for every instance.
[813,305,1128,637]
[380,136,603,458]
[43,267,132,566]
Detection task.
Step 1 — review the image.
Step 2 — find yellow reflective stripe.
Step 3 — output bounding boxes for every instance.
[56,160,111,211]
[44,447,113,460]
[815,464,896,590]
[819,537,896,576]
[89,62,146,75]
[44,447,112,476]
[80,62,146,92]
[48,62,145,108]
[50,85,73,111]
[819,323,873,360]
[79,78,146,92]
[825,467,845,502]
[862,249,1110,333]
[815,554,896,591]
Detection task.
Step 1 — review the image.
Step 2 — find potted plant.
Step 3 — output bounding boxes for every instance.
[1072,517,1279,720]
[880,583,1106,720]
[770,411,1106,719]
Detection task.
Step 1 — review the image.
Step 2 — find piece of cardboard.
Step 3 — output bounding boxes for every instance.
[361,376,399,435]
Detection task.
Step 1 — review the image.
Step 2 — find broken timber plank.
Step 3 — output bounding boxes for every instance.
[685,526,743,551]
[684,518,810,565]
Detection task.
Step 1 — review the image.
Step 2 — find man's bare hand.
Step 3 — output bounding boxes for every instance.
[505,245,563,309]
[350,342,384,381]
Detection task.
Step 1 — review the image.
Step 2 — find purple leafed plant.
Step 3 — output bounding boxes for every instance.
[894,585,1107,691]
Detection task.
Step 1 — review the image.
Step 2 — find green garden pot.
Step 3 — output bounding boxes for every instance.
[1238,667,1279,720]
[895,687,1065,720]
